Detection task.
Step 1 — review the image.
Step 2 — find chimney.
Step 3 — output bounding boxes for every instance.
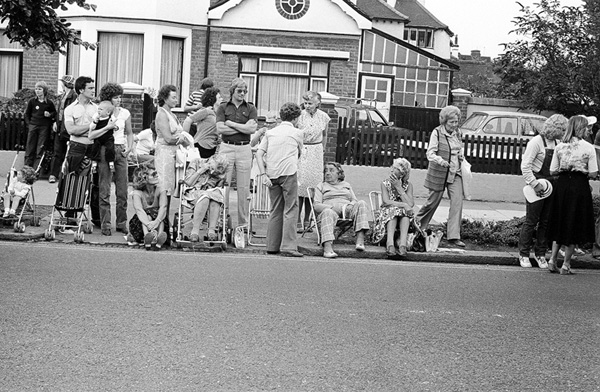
[471,50,481,59]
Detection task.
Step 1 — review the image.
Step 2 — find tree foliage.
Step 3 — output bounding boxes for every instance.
[495,0,598,116]
[0,0,96,53]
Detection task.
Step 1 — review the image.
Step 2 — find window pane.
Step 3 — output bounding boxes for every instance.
[311,62,328,77]
[96,33,143,89]
[66,42,81,76]
[241,74,256,104]
[0,53,21,98]
[260,59,308,74]
[256,75,308,117]
[311,78,327,93]
[241,57,258,72]
[161,37,184,103]
[417,30,426,47]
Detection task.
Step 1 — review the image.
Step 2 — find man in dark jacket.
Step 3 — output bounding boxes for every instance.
[48,75,77,183]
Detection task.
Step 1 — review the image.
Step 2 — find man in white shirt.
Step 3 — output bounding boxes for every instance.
[256,102,304,257]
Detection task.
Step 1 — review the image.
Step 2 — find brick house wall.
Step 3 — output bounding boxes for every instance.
[22,48,59,91]
[188,27,208,94]
[205,27,360,100]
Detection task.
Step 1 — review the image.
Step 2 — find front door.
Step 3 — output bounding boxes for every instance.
[360,75,392,121]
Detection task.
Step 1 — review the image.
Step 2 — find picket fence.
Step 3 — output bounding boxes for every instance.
[336,121,530,175]
[0,112,27,151]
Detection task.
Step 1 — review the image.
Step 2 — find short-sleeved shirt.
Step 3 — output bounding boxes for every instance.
[215,100,258,144]
[64,100,98,145]
[257,121,303,179]
[185,90,204,116]
[111,107,131,145]
[136,128,155,155]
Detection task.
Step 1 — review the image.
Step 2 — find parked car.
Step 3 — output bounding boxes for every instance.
[460,111,547,141]
[334,100,394,164]
[460,111,548,160]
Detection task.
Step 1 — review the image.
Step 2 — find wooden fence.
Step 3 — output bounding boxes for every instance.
[336,121,530,175]
[0,112,27,151]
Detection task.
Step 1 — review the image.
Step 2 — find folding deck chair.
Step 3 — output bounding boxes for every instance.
[305,186,353,244]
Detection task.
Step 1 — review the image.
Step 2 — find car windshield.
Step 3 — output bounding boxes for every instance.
[461,113,487,130]
[368,109,387,126]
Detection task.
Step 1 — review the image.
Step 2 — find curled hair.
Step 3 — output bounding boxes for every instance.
[20,165,38,185]
[439,105,461,125]
[540,114,568,140]
[201,87,221,108]
[200,78,214,90]
[279,102,302,122]
[34,81,48,97]
[324,161,345,181]
[302,91,322,104]
[132,166,154,191]
[210,153,229,176]
[157,84,177,106]
[74,76,94,95]
[228,78,247,97]
[391,157,411,187]
[99,83,124,102]
[563,115,589,142]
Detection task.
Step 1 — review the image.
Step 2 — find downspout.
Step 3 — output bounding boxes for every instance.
[204,17,211,78]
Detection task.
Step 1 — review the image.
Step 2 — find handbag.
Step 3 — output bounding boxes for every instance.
[461,158,473,200]
[409,220,427,252]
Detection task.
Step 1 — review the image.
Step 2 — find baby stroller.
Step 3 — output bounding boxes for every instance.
[44,155,94,242]
[170,149,232,250]
[1,151,41,232]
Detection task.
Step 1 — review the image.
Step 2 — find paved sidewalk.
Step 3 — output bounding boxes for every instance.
[2,151,600,270]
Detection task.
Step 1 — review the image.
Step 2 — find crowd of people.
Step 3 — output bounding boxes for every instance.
[12,75,600,269]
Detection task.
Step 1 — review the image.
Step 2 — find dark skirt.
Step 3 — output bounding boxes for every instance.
[547,171,594,245]
[129,207,171,245]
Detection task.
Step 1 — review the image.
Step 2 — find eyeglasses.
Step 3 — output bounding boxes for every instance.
[235,89,248,94]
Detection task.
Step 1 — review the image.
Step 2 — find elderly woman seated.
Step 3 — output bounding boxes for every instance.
[182,153,229,243]
[313,162,370,258]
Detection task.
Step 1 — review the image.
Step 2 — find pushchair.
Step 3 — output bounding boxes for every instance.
[1,151,41,232]
[44,155,94,242]
[170,150,231,250]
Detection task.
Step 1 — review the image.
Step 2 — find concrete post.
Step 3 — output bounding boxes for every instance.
[320,92,340,163]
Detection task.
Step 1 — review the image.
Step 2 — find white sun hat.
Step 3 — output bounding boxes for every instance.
[523,179,553,203]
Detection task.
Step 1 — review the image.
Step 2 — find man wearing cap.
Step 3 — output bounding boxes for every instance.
[517,114,568,268]
[49,75,77,183]
[216,78,258,228]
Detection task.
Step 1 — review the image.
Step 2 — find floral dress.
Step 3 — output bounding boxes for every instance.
[371,178,411,245]
[297,109,330,197]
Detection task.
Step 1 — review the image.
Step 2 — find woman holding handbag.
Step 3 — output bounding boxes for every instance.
[415,105,466,247]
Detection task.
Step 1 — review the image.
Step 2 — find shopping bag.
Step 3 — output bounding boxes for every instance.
[461,159,473,200]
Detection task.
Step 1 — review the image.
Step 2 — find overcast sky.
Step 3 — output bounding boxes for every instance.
[418,0,584,58]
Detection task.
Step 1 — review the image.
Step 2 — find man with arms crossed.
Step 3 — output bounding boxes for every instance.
[216,78,257,228]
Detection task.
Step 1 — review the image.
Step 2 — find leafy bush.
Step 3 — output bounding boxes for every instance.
[0,88,58,114]
[458,194,600,247]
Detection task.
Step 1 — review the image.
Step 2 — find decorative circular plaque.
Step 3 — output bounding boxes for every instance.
[276,0,310,20]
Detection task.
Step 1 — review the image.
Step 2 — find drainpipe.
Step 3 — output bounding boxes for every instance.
[204,17,211,78]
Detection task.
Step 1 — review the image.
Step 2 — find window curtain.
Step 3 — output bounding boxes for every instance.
[257,75,308,117]
[96,33,143,89]
[0,53,20,98]
[66,41,80,76]
[160,37,184,102]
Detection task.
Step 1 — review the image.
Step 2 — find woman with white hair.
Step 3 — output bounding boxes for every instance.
[517,114,568,269]
[371,157,415,257]
[547,115,598,274]
[24,81,56,168]
[415,105,466,247]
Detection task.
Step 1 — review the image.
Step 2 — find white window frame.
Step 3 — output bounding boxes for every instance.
[259,58,310,76]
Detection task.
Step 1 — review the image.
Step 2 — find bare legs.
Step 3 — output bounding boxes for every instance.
[549,241,574,273]
[191,198,221,241]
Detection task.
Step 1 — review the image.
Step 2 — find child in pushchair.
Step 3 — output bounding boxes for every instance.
[182,153,229,243]
[3,165,38,218]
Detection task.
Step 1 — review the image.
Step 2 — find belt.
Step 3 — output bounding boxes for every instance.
[222,140,250,146]
[304,142,323,145]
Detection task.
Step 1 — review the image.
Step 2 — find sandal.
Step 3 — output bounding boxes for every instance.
[144,231,157,248]
[386,246,396,257]
[355,243,365,251]
[547,261,559,273]
[207,230,218,242]
[324,250,338,258]
[560,266,574,275]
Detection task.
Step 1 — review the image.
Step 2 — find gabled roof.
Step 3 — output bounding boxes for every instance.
[394,0,453,35]
[356,0,408,22]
